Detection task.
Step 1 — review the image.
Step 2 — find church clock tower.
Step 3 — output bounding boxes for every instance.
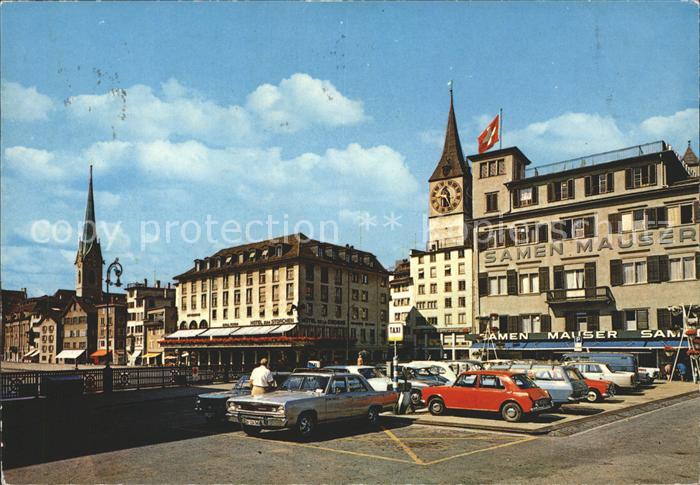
[75,165,104,301]
[427,89,472,249]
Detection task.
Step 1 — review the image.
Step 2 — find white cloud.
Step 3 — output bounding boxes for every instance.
[247,73,367,133]
[3,146,64,179]
[636,108,699,150]
[1,81,54,122]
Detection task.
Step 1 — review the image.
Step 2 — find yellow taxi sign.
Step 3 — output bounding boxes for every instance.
[388,323,404,342]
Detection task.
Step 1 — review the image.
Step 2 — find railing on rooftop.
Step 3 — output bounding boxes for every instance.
[524,141,667,178]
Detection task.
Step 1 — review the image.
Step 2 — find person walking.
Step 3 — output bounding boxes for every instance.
[677,361,687,382]
[356,352,364,366]
[249,358,275,396]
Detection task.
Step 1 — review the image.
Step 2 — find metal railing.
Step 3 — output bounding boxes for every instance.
[0,365,238,400]
[546,286,614,305]
[525,141,667,178]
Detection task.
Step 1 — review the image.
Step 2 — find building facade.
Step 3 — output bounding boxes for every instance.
[125,280,176,365]
[468,141,699,366]
[96,296,128,365]
[57,297,97,363]
[163,233,389,369]
[144,306,178,365]
[406,92,476,359]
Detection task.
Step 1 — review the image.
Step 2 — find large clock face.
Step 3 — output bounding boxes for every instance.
[431,180,463,214]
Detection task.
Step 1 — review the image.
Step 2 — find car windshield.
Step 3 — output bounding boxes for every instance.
[358,368,386,379]
[233,375,251,390]
[566,368,584,381]
[511,374,538,389]
[280,375,330,392]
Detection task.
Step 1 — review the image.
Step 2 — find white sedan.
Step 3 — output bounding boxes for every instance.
[323,365,393,391]
[568,361,637,390]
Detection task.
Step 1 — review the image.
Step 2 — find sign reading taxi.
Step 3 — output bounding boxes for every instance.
[387,323,404,342]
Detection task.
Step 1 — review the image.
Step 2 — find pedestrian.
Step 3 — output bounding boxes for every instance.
[677,362,687,382]
[664,363,672,379]
[357,352,364,366]
[249,358,275,396]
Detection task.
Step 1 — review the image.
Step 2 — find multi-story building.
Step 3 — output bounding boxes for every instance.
[57,297,97,363]
[143,306,178,365]
[96,295,128,365]
[389,259,416,358]
[469,140,699,366]
[1,288,27,356]
[37,313,61,364]
[125,280,176,365]
[408,92,476,359]
[163,233,389,369]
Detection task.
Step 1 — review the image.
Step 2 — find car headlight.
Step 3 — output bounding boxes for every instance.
[227,401,239,412]
[274,405,285,412]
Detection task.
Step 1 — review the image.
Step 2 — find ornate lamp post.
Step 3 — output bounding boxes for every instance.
[105,258,123,368]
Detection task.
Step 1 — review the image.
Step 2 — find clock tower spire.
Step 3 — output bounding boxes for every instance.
[75,165,104,301]
[427,87,472,250]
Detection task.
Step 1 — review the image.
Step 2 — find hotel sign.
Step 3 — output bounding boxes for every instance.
[484,227,697,264]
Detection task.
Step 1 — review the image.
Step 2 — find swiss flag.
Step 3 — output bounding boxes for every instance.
[478,115,500,154]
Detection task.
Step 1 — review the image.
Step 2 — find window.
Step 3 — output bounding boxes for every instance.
[553,216,595,239]
[347,376,368,392]
[272,268,279,282]
[548,179,574,202]
[680,204,694,224]
[480,159,505,178]
[234,290,241,305]
[201,280,208,292]
[258,287,266,303]
[669,256,695,281]
[223,291,229,306]
[305,283,314,299]
[430,253,437,263]
[444,265,452,276]
[456,374,478,387]
[190,295,196,310]
[245,288,253,303]
[211,293,218,307]
[626,164,656,189]
[485,228,506,249]
[515,187,535,207]
[488,275,507,296]
[444,314,452,325]
[521,314,541,333]
[515,224,538,245]
[479,375,503,389]
[444,282,452,292]
[234,273,241,286]
[361,290,368,302]
[305,264,315,281]
[458,280,466,291]
[565,269,585,290]
[430,283,437,294]
[319,286,328,302]
[286,266,294,280]
[585,173,614,196]
[246,272,253,286]
[445,298,452,308]
[418,285,425,295]
[624,309,648,330]
[286,283,294,300]
[458,263,465,275]
[486,192,499,212]
[622,261,647,285]
[430,267,437,278]
[519,273,539,294]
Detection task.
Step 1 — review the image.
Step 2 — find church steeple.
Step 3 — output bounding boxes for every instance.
[429,88,468,182]
[75,165,103,301]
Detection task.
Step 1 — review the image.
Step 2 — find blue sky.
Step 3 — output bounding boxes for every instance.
[2,2,698,296]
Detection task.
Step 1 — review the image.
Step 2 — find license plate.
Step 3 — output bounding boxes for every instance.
[242,417,262,426]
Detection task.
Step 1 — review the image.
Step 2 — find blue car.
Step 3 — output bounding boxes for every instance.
[493,362,588,407]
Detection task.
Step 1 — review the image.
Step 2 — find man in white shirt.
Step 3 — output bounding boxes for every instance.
[249,358,275,396]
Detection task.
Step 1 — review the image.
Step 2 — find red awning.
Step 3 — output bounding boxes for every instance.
[90,349,110,358]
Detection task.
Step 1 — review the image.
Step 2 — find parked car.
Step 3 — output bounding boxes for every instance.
[195,372,290,421]
[396,364,450,407]
[582,378,615,403]
[445,360,485,374]
[226,369,397,438]
[562,352,647,386]
[323,365,393,391]
[483,359,514,370]
[494,362,588,407]
[567,361,637,391]
[639,366,660,382]
[405,361,459,383]
[422,370,553,422]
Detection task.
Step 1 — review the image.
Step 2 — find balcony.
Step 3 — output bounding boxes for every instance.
[546,286,614,306]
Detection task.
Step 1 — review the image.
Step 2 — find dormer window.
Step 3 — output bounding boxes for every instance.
[225,256,232,264]
[195,260,201,271]
[276,245,283,257]
[249,250,256,260]
[261,248,269,258]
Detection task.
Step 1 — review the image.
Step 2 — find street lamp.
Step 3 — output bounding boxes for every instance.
[105,258,123,368]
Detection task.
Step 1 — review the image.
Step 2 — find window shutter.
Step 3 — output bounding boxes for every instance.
[659,255,669,282]
[612,311,624,330]
[648,164,657,185]
[551,221,562,241]
[507,270,518,295]
[505,228,514,247]
[657,308,671,330]
[477,236,488,251]
[625,168,632,189]
[531,186,539,204]
[563,219,572,239]
[507,315,519,333]
[538,224,549,243]
[547,183,554,202]
[588,311,600,331]
[565,313,576,331]
[512,191,520,209]
[657,207,668,227]
[478,273,488,297]
[499,315,509,333]
[647,256,660,283]
[584,217,595,238]
[610,259,622,286]
[608,213,621,234]
[553,265,564,289]
[637,309,649,330]
[540,314,551,332]
[584,176,592,196]
[538,267,550,292]
[584,262,596,288]
[696,252,700,280]
[607,172,614,191]
[567,179,575,199]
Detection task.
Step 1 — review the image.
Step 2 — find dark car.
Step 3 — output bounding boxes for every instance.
[195,374,252,422]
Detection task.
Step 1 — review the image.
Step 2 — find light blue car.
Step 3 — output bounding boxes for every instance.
[493,362,588,407]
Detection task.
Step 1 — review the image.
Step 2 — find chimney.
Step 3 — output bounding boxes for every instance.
[156,280,161,288]
[144,278,148,287]
[167,282,171,289]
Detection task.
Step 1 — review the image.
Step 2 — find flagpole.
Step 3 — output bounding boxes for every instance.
[499,108,503,149]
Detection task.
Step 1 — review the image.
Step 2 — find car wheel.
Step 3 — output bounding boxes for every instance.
[409,390,422,407]
[367,406,381,427]
[296,412,316,439]
[610,384,619,396]
[242,425,261,436]
[501,402,523,422]
[428,398,445,416]
[587,389,601,403]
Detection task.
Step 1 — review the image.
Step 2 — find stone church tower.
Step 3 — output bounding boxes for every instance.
[75,165,104,301]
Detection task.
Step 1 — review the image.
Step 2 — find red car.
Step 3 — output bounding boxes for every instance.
[583,378,615,403]
[423,370,553,422]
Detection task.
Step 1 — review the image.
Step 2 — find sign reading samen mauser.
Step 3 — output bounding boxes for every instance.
[469,329,684,341]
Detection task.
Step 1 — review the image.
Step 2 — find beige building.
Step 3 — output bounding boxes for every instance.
[57,297,97,363]
[164,233,389,369]
[406,92,476,359]
[96,297,128,365]
[468,140,699,367]
[144,306,178,365]
[125,280,176,365]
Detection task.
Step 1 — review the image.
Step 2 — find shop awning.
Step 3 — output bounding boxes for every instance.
[90,349,109,358]
[234,325,282,336]
[471,341,537,350]
[645,340,691,349]
[165,329,206,339]
[200,327,238,337]
[56,349,86,360]
[23,349,40,358]
[473,340,690,351]
[270,324,296,334]
[143,352,162,359]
